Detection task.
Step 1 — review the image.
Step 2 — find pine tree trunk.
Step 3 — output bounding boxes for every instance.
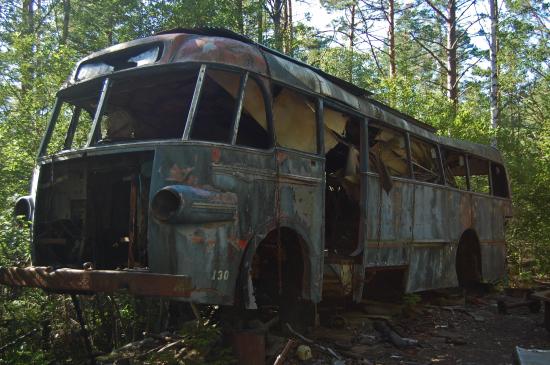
[237,0,244,34]
[489,0,499,133]
[288,0,293,56]
[257,3,264,43]
[62,0,70,45]
[389,0,396,77]
[271,0,284,51]
[348,3,356,83]
[446,0,458,107]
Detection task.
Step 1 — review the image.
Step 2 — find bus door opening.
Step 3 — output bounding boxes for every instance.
[323,107,362,257]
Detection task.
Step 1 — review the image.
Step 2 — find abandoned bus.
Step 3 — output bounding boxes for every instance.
[1,29,512,309]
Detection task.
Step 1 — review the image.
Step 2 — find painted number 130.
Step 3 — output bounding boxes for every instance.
[212,270,229,281]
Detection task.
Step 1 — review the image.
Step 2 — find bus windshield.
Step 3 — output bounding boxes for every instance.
[44,65,271,154]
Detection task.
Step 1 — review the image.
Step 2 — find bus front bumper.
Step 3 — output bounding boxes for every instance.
[0,266,192,297]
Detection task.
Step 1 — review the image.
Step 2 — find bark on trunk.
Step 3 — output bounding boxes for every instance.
[62,0,70,44]
[237,0,244,34]
[268,0,284,51]
[389,0,396,77]
[489,0,499,134]
[446,0,458,107]
[348,3,356,83]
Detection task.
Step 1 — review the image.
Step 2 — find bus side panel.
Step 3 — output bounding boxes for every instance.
[148,145,276,305]
[472,195,507,282]
[276,150,325,303]
[364,175,411,267]
[406,184,457,292]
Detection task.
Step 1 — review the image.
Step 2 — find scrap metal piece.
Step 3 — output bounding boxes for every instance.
[0,266,192,297]
[515,346,550,365]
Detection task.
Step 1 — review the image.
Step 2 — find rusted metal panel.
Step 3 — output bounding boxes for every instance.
[263,53,321,94]
[0,266,192,297]
[173,35,268,76]
[406,243,457,292]
[275,149,325,303]
[364,175,411,267]
[147,144,260,304]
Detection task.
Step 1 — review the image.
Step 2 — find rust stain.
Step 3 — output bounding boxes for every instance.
[167,164,194,183]
[238,239,248,249]
[211,148,221,163]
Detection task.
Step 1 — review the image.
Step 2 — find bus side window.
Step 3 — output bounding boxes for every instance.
[491,163,509,197]
[45,82,102,154]
[468,156,490,194]
[442,149,468,189]
[46,103,77,155]
[368,125,408,178]
[410,137,442,184]
[273,85,317,153]
[235,77,271,149]
[190,69,241,143]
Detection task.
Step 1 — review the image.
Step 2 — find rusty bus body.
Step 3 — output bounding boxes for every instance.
[0,29,512,308]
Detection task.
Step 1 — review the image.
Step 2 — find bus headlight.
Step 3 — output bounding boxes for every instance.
[14,196,34,223]
[151,185,237,224]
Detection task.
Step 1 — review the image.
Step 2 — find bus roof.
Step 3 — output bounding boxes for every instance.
[63,28,504,164]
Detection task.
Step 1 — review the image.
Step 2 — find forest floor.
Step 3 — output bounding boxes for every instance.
[270,289,550,365]
[94,288,550,364]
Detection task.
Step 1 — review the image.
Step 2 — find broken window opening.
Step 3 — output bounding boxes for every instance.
[190,68,242,143]
[273,85,317,153]
[410,137,442,184]
[367,125,409,179]
[491,163,509,198]
[46,103,77,156]
[96,70,197,143]
[235,76,271,149]
[43,82,102,155]
[324,106,361,253]
[33,153,153,270]
[468,156,491,194]
[442,149,468,190]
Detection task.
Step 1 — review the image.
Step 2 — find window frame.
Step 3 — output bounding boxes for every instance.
[271,82,321,155]
[366,120,411,179]
[183,64,274,150]
[467,154,492,195]
[408,134,444,185]
[441,147,470,191]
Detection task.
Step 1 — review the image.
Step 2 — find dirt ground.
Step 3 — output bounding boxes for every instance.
[268,290,550,365]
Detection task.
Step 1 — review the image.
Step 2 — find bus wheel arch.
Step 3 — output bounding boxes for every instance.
[237,226,311,311]
[456,229,483,287]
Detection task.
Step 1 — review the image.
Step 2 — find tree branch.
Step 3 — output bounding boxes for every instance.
[424,0,448,21]
[410,32,449,71]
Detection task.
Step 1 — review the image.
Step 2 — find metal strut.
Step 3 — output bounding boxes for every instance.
[70,294,95,365]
